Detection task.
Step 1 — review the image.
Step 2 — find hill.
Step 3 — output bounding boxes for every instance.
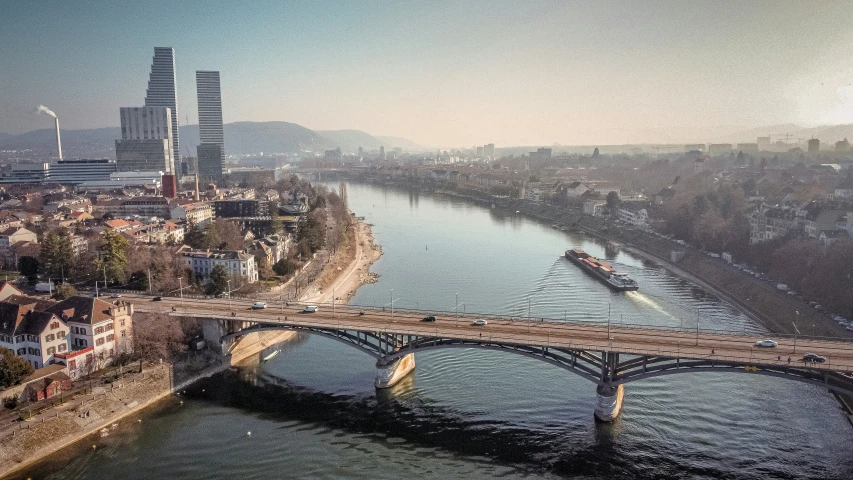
[0,122,419,157]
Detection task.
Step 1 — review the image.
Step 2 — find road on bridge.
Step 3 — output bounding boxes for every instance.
[120,293,853,374]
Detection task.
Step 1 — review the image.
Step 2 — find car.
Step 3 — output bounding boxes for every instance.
[421,315,437,322]
[302,305,318,313]
[152,296,162,301]
[110,294,122,298]
[472,319,488,326]
[802,353,826,363]
[251,301,267,309]
[754,339,778,348]
[808,301,818,307]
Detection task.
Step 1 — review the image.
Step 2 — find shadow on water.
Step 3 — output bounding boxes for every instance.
[180,367,750,480]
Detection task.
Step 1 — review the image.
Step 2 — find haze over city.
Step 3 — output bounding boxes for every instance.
[5,1,853,146]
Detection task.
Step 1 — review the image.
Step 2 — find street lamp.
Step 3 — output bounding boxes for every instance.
[178,277,184,306]
[227,280,232,311]
[793,310,800,354]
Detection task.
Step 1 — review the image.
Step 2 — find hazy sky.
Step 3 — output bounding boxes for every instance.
[4,0,853,147]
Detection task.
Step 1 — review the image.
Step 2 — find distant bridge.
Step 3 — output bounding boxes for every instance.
[125,293,853,421]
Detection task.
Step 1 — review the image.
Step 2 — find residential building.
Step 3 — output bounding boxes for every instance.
[122,196,171,217]
[214,199,270,218]
[324,148,342,163]
[564,181,589,197]
[170,202,213,225]
[749,206,798,244]
[0,227,38,268]
[144,47,180,174]
[618,207,649,228]
[803,206,847,238]
[181,249,258,283]
[0,282,24,302]
[708,144,733,156]
[583,199,607,216]
[70,235,88,257]
[0,301,70,369]
[46,296,134,362]
[819,229,850,246]
[808,138,820,154]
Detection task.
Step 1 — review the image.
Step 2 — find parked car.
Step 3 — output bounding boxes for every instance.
[110,294,122,298]
[421,315,437,322]
[252,301,267,309]
[152,296,162,301]
[754,339,778,348]
[472,319,488,326]
[302,305,318,313]
[802,353,826,363]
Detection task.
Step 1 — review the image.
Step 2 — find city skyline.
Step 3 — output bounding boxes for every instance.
[5,1,853,147]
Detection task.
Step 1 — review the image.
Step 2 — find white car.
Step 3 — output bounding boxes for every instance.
[754,339,778,348]
[251,302,267,309]
[472,319,488,326]
[302,305,318,313]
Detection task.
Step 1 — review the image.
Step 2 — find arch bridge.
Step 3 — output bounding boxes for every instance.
[128,294,853,422]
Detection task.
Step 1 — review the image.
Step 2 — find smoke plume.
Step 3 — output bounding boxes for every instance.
[36,105,57,118]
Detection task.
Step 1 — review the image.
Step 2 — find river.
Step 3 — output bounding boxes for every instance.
[16,182,853,479]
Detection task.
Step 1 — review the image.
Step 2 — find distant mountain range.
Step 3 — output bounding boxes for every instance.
[0,121,423,159]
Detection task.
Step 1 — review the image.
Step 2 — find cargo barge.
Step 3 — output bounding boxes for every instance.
[565,248,639,291]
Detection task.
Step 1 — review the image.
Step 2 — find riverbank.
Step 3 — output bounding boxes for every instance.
[299,221,382,304]
[0,219,382,478]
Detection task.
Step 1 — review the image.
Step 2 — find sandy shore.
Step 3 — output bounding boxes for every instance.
[300,222,382,304]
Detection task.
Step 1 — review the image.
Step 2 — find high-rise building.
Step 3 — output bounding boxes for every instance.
[379,146,386,161]
[484,143,495,157]
[476,146,483,157]
[145,47,180,176]
[115,107,175,173]
[196,70,225,182]
[197,143,224,182]
[196,72,224,154]
[808,138,820,154]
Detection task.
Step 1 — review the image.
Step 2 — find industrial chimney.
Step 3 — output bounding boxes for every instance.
[54,117,63,160]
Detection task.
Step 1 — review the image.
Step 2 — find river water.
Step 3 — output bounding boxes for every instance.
[17,182,853,479]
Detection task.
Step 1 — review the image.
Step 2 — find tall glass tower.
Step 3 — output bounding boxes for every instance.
[196,70,225,181]
[145,47,180,176]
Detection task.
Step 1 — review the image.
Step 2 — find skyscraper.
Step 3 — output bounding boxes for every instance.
[484,143,495,157]
[115,106,174,173]
[196,70,225,181]
[145,47,180,176]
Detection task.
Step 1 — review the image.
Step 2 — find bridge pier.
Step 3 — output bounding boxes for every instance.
[594,384,624,422]
[375,353,416,388]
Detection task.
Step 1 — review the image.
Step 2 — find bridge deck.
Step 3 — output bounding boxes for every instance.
[124,294,853,373]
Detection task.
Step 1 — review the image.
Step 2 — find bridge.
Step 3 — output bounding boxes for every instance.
[124,293,853,421]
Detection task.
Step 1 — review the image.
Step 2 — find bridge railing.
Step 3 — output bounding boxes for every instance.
[140,292,853,344]
[179,307,853,374]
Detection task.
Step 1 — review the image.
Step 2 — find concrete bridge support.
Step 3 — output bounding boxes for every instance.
[375,353,416,388]
[594,384,624,422]
[202,318,230,354]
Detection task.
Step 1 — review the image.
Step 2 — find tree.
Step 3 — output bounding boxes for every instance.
[184,222,207,249]
[18,256,40,283]
[272,258,296,276]
[212,220,244,250]
[97,229,129,285]
[268,210,283,236]
[127,270,149,291]
[39,229,74,280]
[54,283,78,300]
[606,191,621,211]
[206,264,229,296]
[0,347,34,388]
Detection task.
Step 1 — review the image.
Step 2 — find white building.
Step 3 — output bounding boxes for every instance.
[46,296,134,364]
[618,207,649,228]
[0,300,70,369]
[583,199,607,216]
[170,202,213,226]
[182,250,258,283]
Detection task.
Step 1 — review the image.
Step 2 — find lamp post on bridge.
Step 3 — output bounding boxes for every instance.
[227,280,232,311]
[178,277,184,306]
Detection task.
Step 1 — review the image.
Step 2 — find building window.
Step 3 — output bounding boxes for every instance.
[17,348,25,356]
[51,322,60,330]
[69,359,76,370]
[47,346,56,355]
[58,344,67,352]
[106,334,115,342]
[120,319,125,327]
[94,326,104,335]
[96,338,105,346]
[121,330,126,338]
[45,334,55,342]
[58,331,66,339]
[106,322,114,331]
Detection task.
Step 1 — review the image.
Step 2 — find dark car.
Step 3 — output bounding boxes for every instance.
[421,315,437,322]
[152,296,162,301]
[802,353,826,363]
